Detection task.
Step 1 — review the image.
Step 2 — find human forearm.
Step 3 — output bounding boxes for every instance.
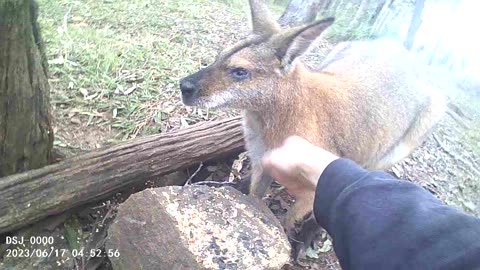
[313,158,480,270]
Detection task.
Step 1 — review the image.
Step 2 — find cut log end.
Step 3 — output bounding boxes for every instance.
[106,185,291,270]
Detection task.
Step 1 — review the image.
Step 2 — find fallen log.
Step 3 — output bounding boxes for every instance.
[0,117,245,234]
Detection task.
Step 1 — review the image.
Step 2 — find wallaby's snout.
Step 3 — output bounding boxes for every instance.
[179,79,198,105]
[179,68,207,106]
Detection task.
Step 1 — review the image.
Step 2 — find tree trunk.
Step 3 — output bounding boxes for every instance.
[368,0,387,25]
[0,0,53,177]
[0,117,245,233]
[348,0,370,29]
[320,0,334,16]
[278,0,323,27]
[404,0,425,50]
[274,0,289,5]
[371,0,392,34]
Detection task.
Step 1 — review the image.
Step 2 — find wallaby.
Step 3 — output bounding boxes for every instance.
[179,0,446,261]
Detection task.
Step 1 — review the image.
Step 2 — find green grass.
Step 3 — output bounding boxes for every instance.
[39,0,246,141]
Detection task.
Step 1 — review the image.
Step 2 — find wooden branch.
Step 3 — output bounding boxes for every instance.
[0,117,245,234]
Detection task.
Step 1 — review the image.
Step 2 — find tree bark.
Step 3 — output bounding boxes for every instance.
[320,0,333,16]
[348,0,370,29]
[0,0,53,177]
[0,117,245,233]
[274,0,289,5]
[368,0,386,25]
[278,0,323,27]
[404,0,425,50]
[371,0,392,34]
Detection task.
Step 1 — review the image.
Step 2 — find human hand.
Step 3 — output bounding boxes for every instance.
[262,136,338,198]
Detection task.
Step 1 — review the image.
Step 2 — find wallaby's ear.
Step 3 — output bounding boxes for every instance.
[249,0,280,35]
[275,17,335,70]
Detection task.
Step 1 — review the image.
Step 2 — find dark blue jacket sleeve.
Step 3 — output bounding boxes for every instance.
[313,158,480,270]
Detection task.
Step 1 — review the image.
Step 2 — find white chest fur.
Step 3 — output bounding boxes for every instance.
[242,111,267,165]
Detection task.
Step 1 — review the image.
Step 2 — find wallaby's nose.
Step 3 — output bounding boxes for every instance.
[180,80,197,96]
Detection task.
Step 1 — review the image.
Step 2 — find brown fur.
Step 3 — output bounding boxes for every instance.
[180,0,446,231]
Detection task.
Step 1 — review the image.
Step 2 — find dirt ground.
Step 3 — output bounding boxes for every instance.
[1,0,479,269]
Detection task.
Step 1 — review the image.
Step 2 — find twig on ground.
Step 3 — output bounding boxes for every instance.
[192,181,237,187]
[185,162,203,185]
[62,7,72,34]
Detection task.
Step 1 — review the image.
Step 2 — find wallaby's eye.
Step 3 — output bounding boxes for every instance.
[230,68,250,81]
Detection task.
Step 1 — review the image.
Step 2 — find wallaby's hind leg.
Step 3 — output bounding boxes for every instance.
[374,93,446,170]
[249,163,274,199]
[250,167,321,264]
[290,213,322,264]
[285,194,315,230]
[284,192,320,263]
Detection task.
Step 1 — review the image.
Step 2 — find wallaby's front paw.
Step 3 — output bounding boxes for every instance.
[287,213,323,265]
[230,174,251,195]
